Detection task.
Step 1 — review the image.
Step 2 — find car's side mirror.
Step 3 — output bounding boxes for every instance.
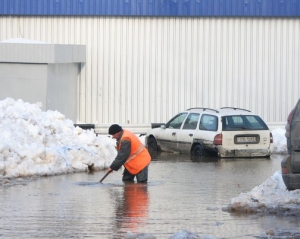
[161,124,166,129]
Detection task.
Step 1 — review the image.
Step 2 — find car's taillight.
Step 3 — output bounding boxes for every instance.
[270,132,273,143]
[282,167,288,174]
[214,134,222,145]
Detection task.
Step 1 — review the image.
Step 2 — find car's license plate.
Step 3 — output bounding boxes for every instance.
[237,136,256,143]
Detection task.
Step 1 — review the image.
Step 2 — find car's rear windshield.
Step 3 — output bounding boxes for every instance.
[222,115,269,131]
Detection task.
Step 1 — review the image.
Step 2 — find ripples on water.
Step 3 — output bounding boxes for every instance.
[1,154,300,238]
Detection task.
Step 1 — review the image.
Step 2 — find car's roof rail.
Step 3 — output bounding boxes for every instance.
[186,107,219,113]
[220,107,251,112]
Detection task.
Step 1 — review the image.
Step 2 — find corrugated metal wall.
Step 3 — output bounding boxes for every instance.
[0,16,299,126]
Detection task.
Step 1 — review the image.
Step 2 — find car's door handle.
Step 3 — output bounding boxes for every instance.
[172,132,176,136]
[189,134,193,137]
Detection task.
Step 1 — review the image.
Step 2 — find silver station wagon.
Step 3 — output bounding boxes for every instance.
[145,107,273,159]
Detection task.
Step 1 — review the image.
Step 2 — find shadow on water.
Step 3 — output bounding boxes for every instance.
[153,152,220,163]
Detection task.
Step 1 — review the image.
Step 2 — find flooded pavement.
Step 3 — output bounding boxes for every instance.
[1,154,300,238]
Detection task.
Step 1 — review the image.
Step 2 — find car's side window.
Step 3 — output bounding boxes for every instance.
[199,114,218,131]
[166,113,188,129]
[182,113,200,130]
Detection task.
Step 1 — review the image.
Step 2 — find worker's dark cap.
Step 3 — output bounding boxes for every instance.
[108,124,122,135]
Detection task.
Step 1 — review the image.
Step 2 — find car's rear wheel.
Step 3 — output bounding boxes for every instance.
[191,144,210,160]
[147,137,158,159]
[191,144,203,157]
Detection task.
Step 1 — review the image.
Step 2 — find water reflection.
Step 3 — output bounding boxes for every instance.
[110,182,149,235]
[191,155,220,163]
[151,152,190,162]
[155,152,274,164]
[1,154,299,239]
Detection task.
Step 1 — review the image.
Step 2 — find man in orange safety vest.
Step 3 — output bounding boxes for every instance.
[107,124,151,182]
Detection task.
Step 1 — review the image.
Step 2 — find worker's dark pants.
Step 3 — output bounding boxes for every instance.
[122,166,148,182]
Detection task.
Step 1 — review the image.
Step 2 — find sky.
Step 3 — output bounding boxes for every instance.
[0,97,299,236]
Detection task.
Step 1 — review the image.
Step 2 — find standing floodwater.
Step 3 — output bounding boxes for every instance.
[1,154,299,238]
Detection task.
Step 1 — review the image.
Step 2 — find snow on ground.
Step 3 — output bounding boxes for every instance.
[1,38,49,44]
[224,171,300,216]
[271,128,287,154]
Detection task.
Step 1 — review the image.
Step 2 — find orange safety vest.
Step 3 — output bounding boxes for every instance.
[116,130,151,175]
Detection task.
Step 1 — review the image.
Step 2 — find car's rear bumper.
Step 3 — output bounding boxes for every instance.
[217,147,271,158]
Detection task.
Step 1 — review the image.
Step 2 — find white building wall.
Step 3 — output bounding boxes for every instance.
[0,16,299,127]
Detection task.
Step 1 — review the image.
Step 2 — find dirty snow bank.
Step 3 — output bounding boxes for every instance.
[224,171,300,216]
[0,98,116,179]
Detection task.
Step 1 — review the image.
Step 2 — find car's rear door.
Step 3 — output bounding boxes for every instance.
[193,114,219,151]
[157,112,188,153]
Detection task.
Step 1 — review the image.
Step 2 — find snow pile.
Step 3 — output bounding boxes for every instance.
[271,128,287,154]
[0,98,116,178]
[224,171,300,216]
[1,38,49,44]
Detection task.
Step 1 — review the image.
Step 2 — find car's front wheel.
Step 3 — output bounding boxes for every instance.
[147,137,158,159]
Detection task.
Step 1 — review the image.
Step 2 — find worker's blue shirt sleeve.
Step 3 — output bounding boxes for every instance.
[110,140,131,171]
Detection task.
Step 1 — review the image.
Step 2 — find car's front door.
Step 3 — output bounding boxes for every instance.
[158,112,188,153]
